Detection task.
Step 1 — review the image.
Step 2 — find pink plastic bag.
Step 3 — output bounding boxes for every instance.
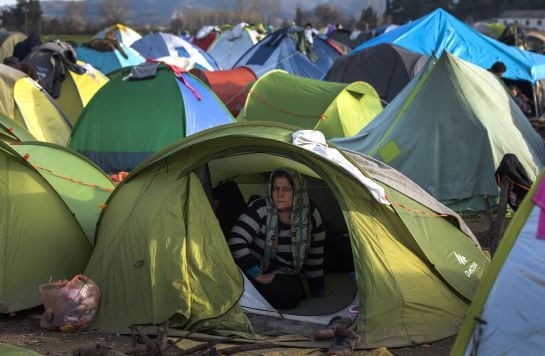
[39,274,101,332]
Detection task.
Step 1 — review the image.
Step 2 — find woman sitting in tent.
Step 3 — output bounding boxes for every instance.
[228,168,326,309]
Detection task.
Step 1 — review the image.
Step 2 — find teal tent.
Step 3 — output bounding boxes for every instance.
[334,52,545,212]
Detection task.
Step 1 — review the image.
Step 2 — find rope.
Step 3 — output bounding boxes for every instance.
[32,164,114,193]
[495,173,531,191]
[3,127,21,142]
[223,47,329,110]
[247,89,326,120]
[146,59,202,101]
[388,198,449,218]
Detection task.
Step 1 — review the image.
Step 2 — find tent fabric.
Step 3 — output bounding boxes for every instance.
[85,121,489,348]
[526,30,545,54]
[192,26,220,51]
[353,8,545,84]
[94,23,142,46]
[70,63,234,173]
[85,170,251,334]
[0,141,92,313]
[324,43,430,103]
[238,70,382,139]
[56,61,108,126]
[233,26,343,79]
[452,171,545,355]
[22,42,109,126]
[333,52,545,212]
[0,343,41,356]
[0,63,71,145]
[0,30,26,62]
[11,142,115,244]
[0,112,36,144]
[327,29,370,49]
[472,22,506,39]
[131,32,219,71]
[207,23,261,70]
[190,66,257,117]
[75,43,145,75]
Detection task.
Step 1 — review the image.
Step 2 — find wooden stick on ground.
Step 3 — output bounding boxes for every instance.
[488,178,510,256]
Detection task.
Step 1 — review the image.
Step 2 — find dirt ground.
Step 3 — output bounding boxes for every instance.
[0,310,456,356]
[0,215,497,356]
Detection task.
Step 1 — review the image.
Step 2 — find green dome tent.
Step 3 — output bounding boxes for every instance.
[84,122,489,348]
[0,343,41,356]
[333,52,545,212]
[0,112,36,144]
[237,70,382,139]
[11,142,116,244]
[0,141,91,313]
[70,62,235,174]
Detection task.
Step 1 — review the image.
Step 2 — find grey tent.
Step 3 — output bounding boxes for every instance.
[324,43,429,104]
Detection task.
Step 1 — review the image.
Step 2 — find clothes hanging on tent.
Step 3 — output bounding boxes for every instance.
[292,130,389,205]
[495,153,533,211]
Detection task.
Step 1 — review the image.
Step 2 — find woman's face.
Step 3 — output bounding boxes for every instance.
[271,176,293,212]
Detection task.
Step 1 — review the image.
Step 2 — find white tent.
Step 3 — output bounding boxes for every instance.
[207,23,261,70]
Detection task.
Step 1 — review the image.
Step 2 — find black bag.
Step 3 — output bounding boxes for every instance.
[212,181,246,237]
[495,154,533,211]
[324,232,354,272]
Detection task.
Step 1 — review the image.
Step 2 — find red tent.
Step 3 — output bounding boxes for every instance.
[192,31,219,51]
[191,66,257,117]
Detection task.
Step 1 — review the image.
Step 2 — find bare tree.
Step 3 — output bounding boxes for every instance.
[170,12,184,35]
[313,4,344,28]
[97,0,129,26]
[293,5,307,26]
[259,0,281,25]
[65,1,86,33]
[357,6,378,31]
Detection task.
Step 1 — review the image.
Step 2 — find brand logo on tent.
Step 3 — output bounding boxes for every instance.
[452,251,468,265]
[464,262,478,277]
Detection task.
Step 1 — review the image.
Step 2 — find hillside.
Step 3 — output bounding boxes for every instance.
[38,0,383,26]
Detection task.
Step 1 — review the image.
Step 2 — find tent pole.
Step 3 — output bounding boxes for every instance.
[533,84,539,116]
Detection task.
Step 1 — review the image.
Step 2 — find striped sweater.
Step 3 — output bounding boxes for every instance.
[228,198,326,294]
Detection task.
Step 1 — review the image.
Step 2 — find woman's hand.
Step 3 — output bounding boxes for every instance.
[254,273,276,284]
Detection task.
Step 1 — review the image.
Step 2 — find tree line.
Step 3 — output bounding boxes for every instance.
[1,0,544,37]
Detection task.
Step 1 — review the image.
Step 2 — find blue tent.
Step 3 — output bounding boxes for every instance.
[353,9,545,84]
[233,26,343,79]
[76,43,145,75]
